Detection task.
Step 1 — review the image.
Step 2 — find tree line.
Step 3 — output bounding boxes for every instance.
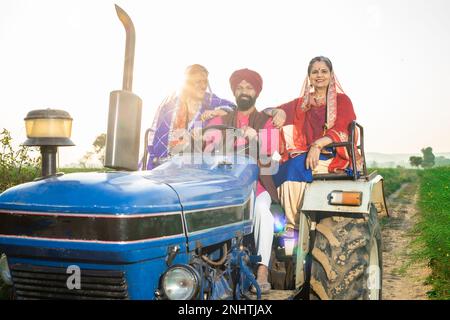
[409,147,437,168]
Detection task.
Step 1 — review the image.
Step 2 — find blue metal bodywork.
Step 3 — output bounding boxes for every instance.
[0,155,259,299]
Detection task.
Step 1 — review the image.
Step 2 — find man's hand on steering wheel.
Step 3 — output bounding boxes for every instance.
[241,125,258,141]
[191,127,203,140]
[202,125,251,154]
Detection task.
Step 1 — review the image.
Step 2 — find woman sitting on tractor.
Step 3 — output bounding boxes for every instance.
[272,56,361,237]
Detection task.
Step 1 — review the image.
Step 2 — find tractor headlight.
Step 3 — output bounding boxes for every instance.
[24,109,73,140]
[161,265,199,300]
[0,254,12,286]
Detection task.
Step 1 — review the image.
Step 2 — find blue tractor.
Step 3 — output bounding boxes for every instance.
[0,5,388,300]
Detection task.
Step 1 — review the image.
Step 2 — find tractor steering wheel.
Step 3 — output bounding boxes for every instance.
[202,124,253,156]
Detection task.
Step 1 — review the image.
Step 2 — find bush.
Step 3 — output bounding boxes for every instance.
[0,129,40,193]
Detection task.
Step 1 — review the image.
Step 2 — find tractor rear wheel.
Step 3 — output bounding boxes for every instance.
[309,204,382,300]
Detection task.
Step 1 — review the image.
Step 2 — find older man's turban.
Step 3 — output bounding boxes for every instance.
[229,68,263,97]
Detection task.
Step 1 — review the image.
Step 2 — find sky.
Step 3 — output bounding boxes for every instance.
[0,0,449,166]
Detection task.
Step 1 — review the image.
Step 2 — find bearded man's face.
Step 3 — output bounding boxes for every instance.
[234,80,257,111]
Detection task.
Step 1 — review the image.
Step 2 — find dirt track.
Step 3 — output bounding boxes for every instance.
[382,182,432,300]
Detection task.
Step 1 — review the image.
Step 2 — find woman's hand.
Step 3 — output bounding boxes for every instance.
[306,144,321,170]
[306,137,333,170]
[271,109,286,128]
[200,109,228,122]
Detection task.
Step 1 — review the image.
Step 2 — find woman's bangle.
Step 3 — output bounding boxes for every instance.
[311,143,322,150]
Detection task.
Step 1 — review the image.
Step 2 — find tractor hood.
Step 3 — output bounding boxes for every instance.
[0,172,181,214]
[0,171,184,244]
[147,155,258,211]
[146,155,259,236]
[0,155,258,244]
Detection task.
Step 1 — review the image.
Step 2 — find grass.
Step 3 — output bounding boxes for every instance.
[371,167,449,299]
[59,167,107,174]
[379,216,390,228]
[369,167,418,198]
[411,168,450,300]
[0,166,40,194]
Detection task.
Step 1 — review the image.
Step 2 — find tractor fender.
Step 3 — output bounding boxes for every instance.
[301,174,389,216]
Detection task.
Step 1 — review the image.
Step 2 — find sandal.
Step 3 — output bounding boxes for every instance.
[250,281,271,295]
[250,265,271,295]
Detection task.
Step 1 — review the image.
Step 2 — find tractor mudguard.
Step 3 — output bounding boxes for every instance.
[301,174,388,216]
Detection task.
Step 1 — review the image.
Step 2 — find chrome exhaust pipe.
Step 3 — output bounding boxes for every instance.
[115,4,135,92]
[104,4,142,171]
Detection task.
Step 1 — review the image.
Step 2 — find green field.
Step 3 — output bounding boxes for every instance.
[371,167,418,198]
[373,167,449,299]
[59,168,108,174]
[413,168,450,299]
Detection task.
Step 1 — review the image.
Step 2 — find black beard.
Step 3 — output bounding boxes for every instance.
[236,94,256,111]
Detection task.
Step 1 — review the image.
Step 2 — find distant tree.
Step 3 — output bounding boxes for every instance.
[79,151,94,168]
[93,133,106,163]
[409,156,423,168]
[79,133,106,168]
[421,147,435,168]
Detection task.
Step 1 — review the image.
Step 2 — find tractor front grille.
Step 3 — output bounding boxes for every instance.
[10,264,128,300]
